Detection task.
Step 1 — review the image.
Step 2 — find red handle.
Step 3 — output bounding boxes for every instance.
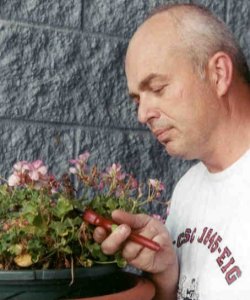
[83,208,161,252]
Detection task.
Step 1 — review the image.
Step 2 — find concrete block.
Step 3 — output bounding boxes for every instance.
[227,0,250,63]
[83,0,191,38]
[0,22,140,128]
[0,121,75,178]
[0,0,82,29]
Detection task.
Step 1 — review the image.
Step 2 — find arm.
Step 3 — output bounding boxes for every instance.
[150,261,179,300]
[93,210,179,300]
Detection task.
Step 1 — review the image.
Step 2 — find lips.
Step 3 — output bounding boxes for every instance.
[153,128,172,143]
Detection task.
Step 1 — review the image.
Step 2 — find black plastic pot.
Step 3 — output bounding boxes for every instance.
[0,264,139,300]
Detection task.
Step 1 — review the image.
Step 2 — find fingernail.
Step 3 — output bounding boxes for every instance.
[119,224,130,235]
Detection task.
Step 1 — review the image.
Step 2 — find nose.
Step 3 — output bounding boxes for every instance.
[137,95,160,124]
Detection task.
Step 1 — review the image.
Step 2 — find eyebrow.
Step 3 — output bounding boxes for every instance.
[129,73,168,97]
[139,73,166,89]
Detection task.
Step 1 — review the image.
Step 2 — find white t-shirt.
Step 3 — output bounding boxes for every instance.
[166,150,250,300]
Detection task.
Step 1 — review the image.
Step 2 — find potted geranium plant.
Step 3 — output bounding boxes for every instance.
[0,151,166,300]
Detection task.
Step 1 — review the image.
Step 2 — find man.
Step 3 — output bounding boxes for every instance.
[94,3,250,300]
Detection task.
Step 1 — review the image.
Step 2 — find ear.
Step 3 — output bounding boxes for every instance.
[207,52,233,97]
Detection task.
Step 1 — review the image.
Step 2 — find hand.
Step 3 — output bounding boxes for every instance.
[93,209,177,274]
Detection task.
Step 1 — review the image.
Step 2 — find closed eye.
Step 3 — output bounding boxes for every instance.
[129,93,140,105]
[151,85,167,94]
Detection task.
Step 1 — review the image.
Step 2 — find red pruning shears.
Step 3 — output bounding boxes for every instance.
[80,208,161,252]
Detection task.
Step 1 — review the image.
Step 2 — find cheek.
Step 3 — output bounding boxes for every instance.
[160,82,204,126]
[177,87,184,98]
[174,87,196,122]
[164,84,186,113]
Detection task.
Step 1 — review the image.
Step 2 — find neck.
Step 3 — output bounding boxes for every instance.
[203,144,250,173]
[202,82,250,173]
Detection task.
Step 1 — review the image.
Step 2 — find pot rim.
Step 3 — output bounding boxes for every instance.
[0,264,120,281]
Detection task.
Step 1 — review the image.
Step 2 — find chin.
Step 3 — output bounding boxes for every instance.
[164,143,192,160]
[164,144,181,158]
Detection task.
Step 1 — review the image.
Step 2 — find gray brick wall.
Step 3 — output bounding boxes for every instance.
[0,0,249,217]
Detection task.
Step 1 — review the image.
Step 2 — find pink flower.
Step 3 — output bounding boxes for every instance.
[8,174,21,186]
[69,167,77,174]
[8,161,30,186]
[8,160,49,187]
[69,152,90,165]
[28,160,48,181]
[149,179,165,191]
[78,152,90,162]
[69,152,90,174]
[129,176,138,189]
[13,161,29,173]
[106,163,126,180]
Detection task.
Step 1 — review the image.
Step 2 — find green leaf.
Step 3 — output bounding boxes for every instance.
[86,242,108,262]
[115,252,127,268]
[116,257,127,268]
[106,197,118,211]
[8,244,23,255]
[50,221,70,237]
[52,197,74,219]
[59,245,72,254]
[32,213,43,227]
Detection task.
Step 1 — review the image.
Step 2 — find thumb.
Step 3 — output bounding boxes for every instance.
[111,209,151,230]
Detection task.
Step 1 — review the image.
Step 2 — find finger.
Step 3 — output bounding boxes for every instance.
[121,227,161,263]
[112,210,152,230]
[122,240,144,263]
[101,224,131,255]
[93,226,108,243]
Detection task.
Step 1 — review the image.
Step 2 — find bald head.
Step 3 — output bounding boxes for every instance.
[126,3,250,83]
[126,11,182,61]
[125,12,182,82]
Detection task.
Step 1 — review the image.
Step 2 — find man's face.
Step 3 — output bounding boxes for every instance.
[125,16,220,160]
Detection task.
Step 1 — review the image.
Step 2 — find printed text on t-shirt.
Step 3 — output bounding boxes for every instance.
[176,227,242,285]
